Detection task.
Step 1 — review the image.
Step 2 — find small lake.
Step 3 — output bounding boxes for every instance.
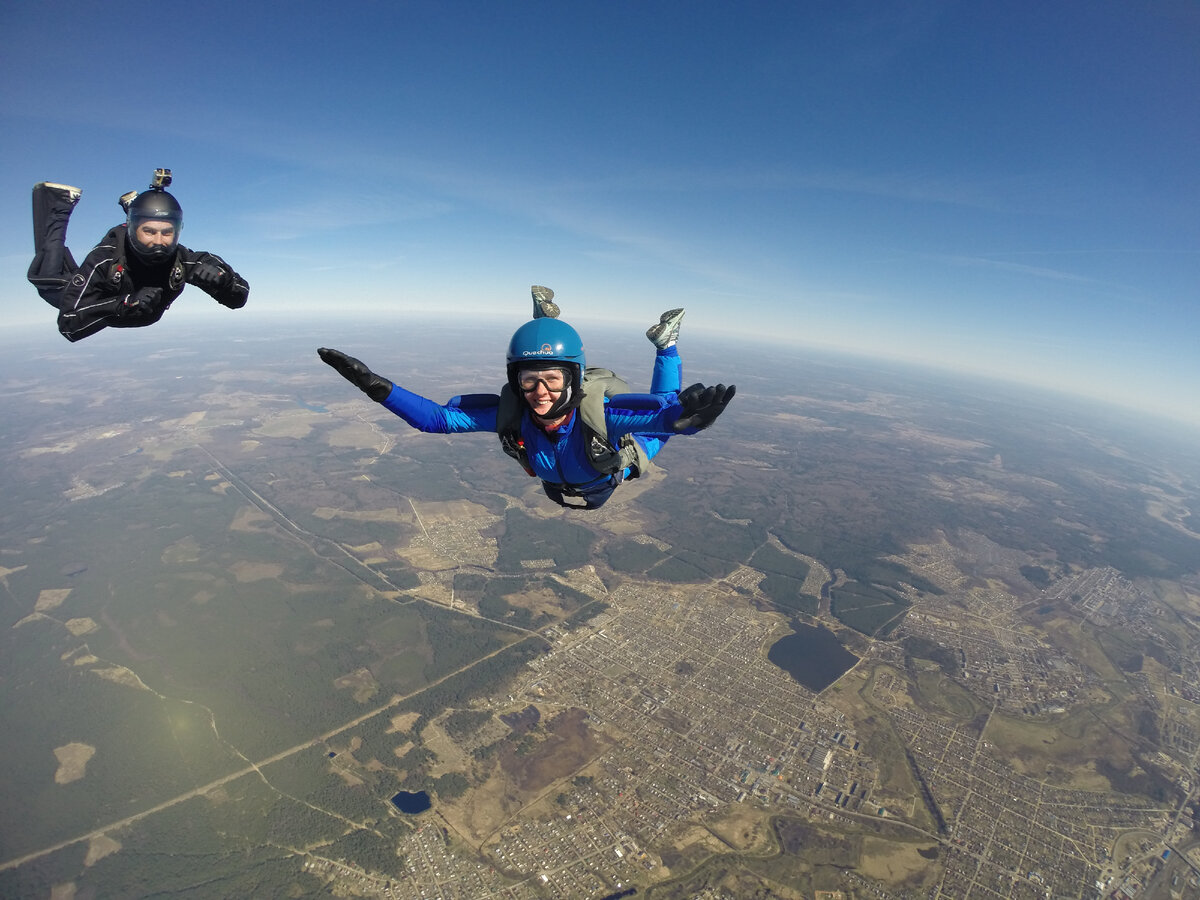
[767,622,859,692]
[390,791,432,815]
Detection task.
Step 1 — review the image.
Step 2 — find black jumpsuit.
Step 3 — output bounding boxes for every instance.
[28,184,249,342]
[52,224,249,342]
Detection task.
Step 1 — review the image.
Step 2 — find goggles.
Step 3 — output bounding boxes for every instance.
[517,368,567,393]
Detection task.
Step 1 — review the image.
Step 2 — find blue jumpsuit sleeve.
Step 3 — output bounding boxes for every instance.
[601,393,682,439]
[380,384,499,433]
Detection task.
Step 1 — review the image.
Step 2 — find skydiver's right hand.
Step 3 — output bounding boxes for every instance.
[120,287,163,317]
[318,348,394,402]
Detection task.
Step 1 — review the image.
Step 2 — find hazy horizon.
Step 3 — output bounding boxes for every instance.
[6,307,1200,439]
[4,3,1197,426]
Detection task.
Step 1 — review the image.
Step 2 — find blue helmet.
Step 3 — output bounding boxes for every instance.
[506,318,586,415]
[506,318,585,380]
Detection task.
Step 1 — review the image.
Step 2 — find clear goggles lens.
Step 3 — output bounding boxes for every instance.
[518,368,567,392]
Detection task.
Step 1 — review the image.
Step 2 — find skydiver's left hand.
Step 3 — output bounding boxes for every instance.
[672,382,736,432]
[191,262,231,291]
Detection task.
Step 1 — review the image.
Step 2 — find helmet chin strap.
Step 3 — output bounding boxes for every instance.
[127,234,173,265]
[533,384,575,420]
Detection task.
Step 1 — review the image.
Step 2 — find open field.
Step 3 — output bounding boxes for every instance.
[2,326,1198,899]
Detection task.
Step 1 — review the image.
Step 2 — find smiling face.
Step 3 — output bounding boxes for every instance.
[134,220,177,249]
[125,188,183,263]
[128,218,180,263]
[518,366,568,420]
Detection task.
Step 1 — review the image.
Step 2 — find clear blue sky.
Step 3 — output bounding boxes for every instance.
[2,1,1197,426]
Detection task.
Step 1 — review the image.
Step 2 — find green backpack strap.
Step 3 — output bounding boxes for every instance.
[613,433,651,480]
[496,383,534,476]
[578,368,652,479]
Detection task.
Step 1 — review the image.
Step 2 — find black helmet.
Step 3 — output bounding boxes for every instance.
[126,188,183,263]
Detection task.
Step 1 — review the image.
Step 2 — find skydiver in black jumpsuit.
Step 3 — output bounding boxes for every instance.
[27,171,249,342]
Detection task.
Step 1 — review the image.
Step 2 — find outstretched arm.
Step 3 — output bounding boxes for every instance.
[601,383,736,437]
[186,251,249,309]
[317,348,498,433]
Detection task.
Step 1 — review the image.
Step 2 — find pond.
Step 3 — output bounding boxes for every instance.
[767,622,858,693]
[390,790,432,814]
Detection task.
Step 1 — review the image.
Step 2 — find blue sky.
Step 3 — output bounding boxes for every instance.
[2,1,1197,427]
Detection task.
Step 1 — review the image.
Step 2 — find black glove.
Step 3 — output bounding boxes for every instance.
[120,286,163,317]
[672,382,736,432]
[318,348,394,402]
[191,262,231,291]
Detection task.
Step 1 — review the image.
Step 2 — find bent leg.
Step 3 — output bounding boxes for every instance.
[581,481,618,509]
[644,314,683,465]
[541,481,600,510]
[649,345,682,395]
[647,308,684,394]
[28,183,81,309]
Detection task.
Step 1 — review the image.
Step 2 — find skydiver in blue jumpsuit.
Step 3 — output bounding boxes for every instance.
[318,288,734,509]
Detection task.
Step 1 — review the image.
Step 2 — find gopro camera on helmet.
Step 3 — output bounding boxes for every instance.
[120,168,174,212]
[126,169,183,263]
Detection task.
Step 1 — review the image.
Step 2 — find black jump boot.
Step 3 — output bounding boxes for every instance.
[28,182,82,309]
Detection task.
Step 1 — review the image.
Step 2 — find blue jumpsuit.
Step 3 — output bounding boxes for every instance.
[380,347,684,508]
